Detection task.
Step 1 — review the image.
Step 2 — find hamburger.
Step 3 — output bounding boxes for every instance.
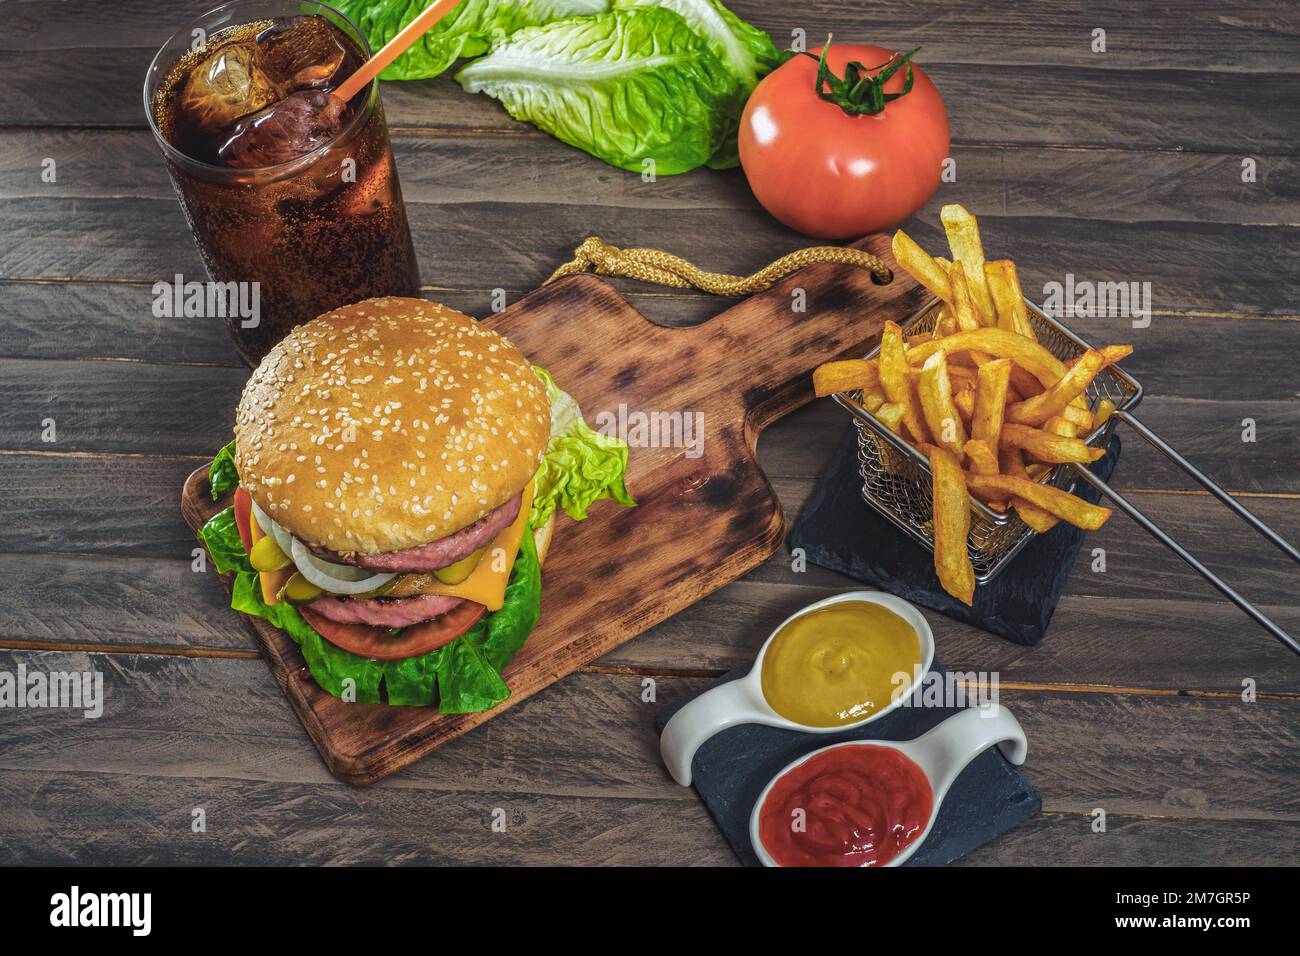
[198,297,634,710]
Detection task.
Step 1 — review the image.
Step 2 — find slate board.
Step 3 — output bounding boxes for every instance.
[655,662,1040,867]
[790,427,1121,645]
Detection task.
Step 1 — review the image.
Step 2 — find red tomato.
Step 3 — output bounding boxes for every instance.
[232,486,254,553]
[739,44,949,239]
[300,601,486,661]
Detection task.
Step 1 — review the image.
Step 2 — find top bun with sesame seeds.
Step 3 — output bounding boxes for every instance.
[233,297,551,556]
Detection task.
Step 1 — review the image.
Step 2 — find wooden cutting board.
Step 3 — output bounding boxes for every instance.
[180,233,926,784]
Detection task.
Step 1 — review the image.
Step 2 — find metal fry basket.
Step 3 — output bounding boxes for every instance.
[833,297,1300,656]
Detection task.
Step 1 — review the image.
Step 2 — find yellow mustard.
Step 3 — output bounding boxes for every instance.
[760,601,921,727]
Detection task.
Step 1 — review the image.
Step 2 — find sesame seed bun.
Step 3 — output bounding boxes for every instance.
[233,297,551,555]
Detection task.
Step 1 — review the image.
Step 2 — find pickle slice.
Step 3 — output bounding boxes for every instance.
[434,547,486,585]
[278,572,324,605]
[250,535,291,572]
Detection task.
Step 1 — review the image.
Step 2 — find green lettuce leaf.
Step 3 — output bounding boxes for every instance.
[198,506,253,574]
[208,439,240,500]
[456,8,743,175]
[614,0,786,169]
[531,367,635,527]
[332,0,611,81]
[613,0,784,86]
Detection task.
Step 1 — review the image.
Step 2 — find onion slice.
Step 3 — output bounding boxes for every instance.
[249,498,294,555]
[289,536,396,594]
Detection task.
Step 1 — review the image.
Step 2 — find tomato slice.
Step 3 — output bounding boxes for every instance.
[299,601,487,661]
[232,486,254,553]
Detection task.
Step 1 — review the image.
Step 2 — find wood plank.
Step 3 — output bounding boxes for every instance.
[6,301,1299,452]
[2,195,1297,316]
[6,128,1299,227]
[0,652,1294,864]
[603,579,1300,692]
[5,44,1298,154]
[954,813,1300,867]
[3,652,1296,821]
[9,0,1299,74]
[4,277,1297,373]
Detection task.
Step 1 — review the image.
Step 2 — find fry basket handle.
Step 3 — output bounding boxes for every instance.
[1070,413,1300,656]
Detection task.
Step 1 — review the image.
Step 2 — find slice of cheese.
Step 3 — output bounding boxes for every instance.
[248,512,293,606]
[387,480,534,612]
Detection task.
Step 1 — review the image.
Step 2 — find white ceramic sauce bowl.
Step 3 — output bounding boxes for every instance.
[749,704,1028,867]
[659,590,936,787]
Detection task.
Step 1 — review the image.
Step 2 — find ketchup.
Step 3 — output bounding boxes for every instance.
[758,745,932,867]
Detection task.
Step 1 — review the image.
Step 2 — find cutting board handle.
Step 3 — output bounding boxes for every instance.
[676,231,928,442]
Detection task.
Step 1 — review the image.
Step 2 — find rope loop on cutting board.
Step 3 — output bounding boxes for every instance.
[544,236,892,295]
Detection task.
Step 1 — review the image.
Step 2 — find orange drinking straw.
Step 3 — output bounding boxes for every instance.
[332,0,464,103]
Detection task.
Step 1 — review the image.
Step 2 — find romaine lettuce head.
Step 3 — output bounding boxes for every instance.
[456,8,744,174]
[333,0,611,81]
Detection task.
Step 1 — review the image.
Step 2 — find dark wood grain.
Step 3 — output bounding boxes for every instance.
[2,0,1298,866]
[5,46,1298,155]
[10,0,1298,73]
[4,196,1298,316]
[0,650,1294,863]
[5,318,1299,454]
[7,128,1299,226]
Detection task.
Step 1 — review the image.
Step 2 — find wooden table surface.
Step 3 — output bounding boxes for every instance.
[2,0,1298,865]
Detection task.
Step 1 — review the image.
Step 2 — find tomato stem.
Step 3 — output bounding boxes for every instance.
[801,37,920,117]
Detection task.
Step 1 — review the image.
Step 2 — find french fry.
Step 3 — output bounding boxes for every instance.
[945,364,979,390]
[875,401,906,434]
[906,327,1070,390]
[812,358,880,398]
[1006,348,1107,425]
[880,320,929,444]
[1095,398,1117,426]
[1001,422,1105,464]
[1000,447,1059,533]
[971,358,1012,449]
[953,385,976,421]
[947,261,985,332]
[918,351,968,458]
[933,307,958,337]
[927,445,975,605]
[964,438,999,475]
[941,204,997,322]
[1043,416,1076,438]
[966,473,1112,530]
[1026,463,1053,481]
[984,259,1037,341]
[861,389,886,413]
[892,230,951,302]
